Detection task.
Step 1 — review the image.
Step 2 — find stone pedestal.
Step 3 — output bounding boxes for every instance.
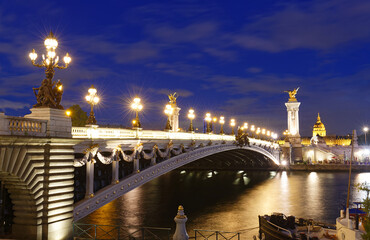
[281,142,291,164]
[285,101,303,162]
[24,108,72,138]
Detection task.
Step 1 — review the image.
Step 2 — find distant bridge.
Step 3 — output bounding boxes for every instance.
[0,113,280,239]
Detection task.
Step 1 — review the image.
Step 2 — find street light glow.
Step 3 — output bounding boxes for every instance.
[85,85,99,125]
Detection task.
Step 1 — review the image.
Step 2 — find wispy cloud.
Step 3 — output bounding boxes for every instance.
[232,0,370,52]
[150,22,218,43]
[0,99,30,111]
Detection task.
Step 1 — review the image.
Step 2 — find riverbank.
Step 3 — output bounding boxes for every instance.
[289,164,370,172]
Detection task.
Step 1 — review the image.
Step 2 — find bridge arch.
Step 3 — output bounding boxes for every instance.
[74,143,279,220]
[0,144,40,239]
[0,136,78,240]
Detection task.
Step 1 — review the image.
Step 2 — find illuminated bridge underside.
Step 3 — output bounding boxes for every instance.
[183,148,278,170]
[73,144,279,221]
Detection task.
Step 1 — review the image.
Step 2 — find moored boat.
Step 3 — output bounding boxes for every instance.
[258,211,366,240]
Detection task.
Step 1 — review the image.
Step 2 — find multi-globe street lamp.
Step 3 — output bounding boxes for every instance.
[85,85,100,125]
[250,125,255,137]
[230,119,236,135]
[131,97,143,129]
[205,113,212,133]
[219,116,225,134]
[212,117,217,133]
[29,31,71,109]
[243,122,248,133]
[364,127,369,145]
[164,104,174,130]
[187,109,195,132]
[256,127,261,139]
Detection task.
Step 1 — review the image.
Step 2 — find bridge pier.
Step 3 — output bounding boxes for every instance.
[85,160,94,198]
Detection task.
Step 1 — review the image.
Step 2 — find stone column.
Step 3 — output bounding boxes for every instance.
[133,158,140,172]
[111,160,119,184]
[171,106,181,132]
[173,205,189,240]
[285,101,303,162]
[150,157,156,166]
[285,101,300,137]
[85,160,94,198]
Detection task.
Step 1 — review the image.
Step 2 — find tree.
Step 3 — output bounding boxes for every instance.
[66,105,88,127]
[356,182,370,239]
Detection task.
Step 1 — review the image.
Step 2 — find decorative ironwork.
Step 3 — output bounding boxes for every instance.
[73,223,171,240]
[194,229,241,240]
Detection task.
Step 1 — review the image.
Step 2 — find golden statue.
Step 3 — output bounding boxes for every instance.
[168,92,178,105]
[284,87,299,102]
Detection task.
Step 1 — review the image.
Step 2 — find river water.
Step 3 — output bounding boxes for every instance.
[80,170,370,239]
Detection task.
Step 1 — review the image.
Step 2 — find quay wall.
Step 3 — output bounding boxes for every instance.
[289,164,370,172]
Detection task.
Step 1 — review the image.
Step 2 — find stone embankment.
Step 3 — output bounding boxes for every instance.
[290,164,370,172]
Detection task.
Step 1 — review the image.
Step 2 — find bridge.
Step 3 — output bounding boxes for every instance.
[0,112,280,239]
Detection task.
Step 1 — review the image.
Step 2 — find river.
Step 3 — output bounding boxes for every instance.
[80,170,370,239]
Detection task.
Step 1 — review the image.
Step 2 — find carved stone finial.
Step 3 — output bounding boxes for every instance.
[174,205,189,240]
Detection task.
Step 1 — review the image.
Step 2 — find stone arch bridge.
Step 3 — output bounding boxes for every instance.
[0,114,280,239]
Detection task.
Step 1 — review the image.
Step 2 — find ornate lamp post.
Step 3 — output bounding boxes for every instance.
[256,127,261,139]
[219,116,225,134]
[29,31,71,109]
[131,97,143,129]
[250,125,255,137]
[364,127,369,145]
[85,85,100,125]
[187,109,195,132]
[205,113,212,133]
[243,122,248,133]
[262,128,266,140]
[230,119,236,135]
[212,117,217,133]
[267,130,271,140]
[164,104,174,130]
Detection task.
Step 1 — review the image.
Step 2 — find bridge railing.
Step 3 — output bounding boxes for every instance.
[194,229,241,240]
[71,126,236,141]
[73,222,171,240]
[0,113,47,137]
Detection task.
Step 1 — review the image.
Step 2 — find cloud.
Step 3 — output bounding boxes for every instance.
[147,88,194,98]
[206,74,300,95]
[150,22,218,43]
[146,62,209,78]
[232,0,370,52]
[203,48,236,61]
[0,99,30,111]
[246,67,263,73]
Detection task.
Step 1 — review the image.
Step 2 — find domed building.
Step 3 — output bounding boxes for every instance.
[301,113,351,146]
[312,113,326,137]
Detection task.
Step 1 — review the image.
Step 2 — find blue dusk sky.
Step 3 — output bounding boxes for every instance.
[0,0,369,136]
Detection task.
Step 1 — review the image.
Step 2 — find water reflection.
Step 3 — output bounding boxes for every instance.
[81,170,367,238]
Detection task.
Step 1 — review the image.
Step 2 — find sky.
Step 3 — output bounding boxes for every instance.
[0,0,369,137]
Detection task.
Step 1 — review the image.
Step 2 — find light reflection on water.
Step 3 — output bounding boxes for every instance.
[80,171,369,238]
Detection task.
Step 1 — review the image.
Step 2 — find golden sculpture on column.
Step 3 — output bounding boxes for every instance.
[284,87,300,102]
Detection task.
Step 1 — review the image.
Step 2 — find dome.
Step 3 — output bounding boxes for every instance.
[312,113,326,137]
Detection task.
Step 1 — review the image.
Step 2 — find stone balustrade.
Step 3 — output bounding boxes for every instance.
[0,112,47,136]
[71,126,236,141]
